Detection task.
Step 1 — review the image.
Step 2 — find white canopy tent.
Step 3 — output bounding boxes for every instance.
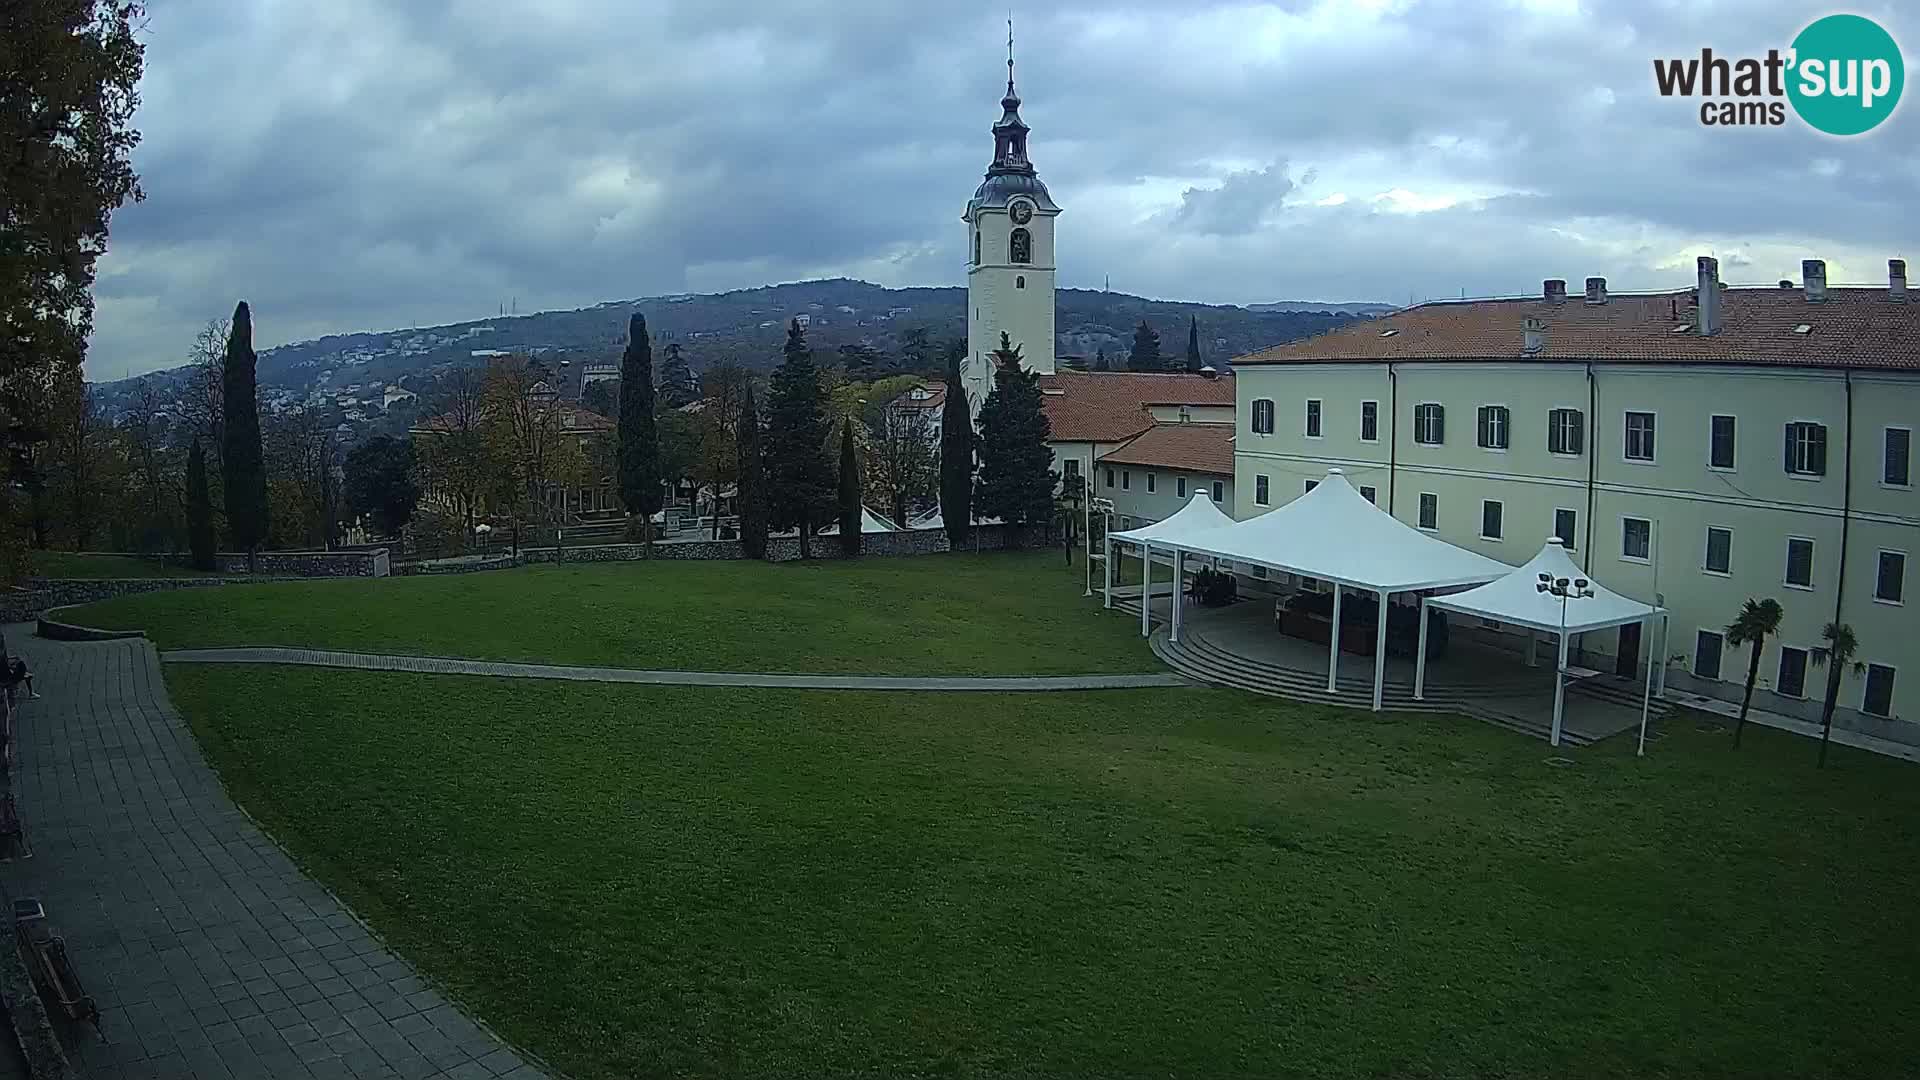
[1110,470,1508,711]
[1422,538,1667,748]
[1106,490,1238,643]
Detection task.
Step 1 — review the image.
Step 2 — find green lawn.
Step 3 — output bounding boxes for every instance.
[30,550,213,579]
[72,552,1153,675]
[170,665,1920,1080]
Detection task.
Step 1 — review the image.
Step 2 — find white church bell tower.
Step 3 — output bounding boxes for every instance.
[962,30,1058,410]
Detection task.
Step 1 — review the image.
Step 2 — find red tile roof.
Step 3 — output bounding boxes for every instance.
[1097,423,1235,475]
[1038,370,1236,443]
[1235,286,1920,371]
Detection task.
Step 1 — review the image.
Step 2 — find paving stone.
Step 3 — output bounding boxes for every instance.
[0,629,544,1078]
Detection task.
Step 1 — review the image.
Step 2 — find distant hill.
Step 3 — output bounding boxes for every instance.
[1248,299,1396,316]
[95,279,1364,421]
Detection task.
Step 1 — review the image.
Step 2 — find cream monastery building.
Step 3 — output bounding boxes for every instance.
[1231,259,1917,738]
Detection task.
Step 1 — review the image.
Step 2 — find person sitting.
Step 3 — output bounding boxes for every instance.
[0,634,35,703]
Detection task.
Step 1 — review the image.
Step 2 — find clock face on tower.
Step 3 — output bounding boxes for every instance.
[1009,200,1034,225]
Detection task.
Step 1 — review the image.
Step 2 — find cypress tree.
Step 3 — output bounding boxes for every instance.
[1186,315,1203,372]
[736,383,768,559]
[657,342,698,408]
[837,419,861,558]
[974,332,1055,547]
[938,339,973,548]
[763,320,835,555]
[619,313,662,552]
[186,439,215,571]
[1126,319,1162,372]
[220,301,270,560]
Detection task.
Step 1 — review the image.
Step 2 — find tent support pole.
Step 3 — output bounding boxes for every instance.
[1170,549,1185,644]
[1551,629,1570,748]
[1637,615,1656,758]
[1371,589,1389,712]
[1414,597,1430,700]
[1140,544,1153,637]
[1327,586,1343,693]
[1655,614,1670,696]
[1102,533,1113,609]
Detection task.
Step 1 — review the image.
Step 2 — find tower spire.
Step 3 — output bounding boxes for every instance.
[1007,16,1016,96]
[989,19,1032,176]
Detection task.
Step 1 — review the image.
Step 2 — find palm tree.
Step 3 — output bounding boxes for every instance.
[1725,598,1784,749]
[1810,621,1863,769]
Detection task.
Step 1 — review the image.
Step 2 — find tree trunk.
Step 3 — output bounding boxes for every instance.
[1818,670,1841,769]
[1733,645,1763,748]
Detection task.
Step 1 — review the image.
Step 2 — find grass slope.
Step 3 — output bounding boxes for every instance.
[71,552,1151,675]
[171,665,1920,1080]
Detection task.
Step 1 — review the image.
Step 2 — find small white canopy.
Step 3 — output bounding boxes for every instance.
[1109,490,1236,546]
[1427,538,1663,632]
[820,507,903,535]
[1171,469,1507,592]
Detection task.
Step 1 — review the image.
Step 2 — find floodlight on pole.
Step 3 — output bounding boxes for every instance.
[1537,568,1595,747]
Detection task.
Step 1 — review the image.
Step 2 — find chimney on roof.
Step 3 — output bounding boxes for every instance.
[1802,258,1827,302]
[1891,258,1908,302]
[1522,316,1547,355]
[1543,279,1567,304]
[1696,256,1721,336]
[1584,277,1607,305]
[1198,365,1219,380]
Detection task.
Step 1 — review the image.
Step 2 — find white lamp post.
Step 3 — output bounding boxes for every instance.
[1536,570,1594,748]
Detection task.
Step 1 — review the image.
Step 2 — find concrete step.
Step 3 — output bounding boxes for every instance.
[1154,633,1593,747]
[1569,675,1675,718]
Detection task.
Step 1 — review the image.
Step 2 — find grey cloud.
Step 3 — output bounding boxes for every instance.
[1171,164,1295,236]
[85,0,1919,380]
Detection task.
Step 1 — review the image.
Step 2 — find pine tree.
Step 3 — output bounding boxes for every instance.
[186,439,215,571]
[657,342,698,408]
[737,383,768,559]
[1186,315,1203,372]
[938,340,974,548]
[837,419,862,558]
[220,301,270,560]
[1127,319,1162,372]
[975,333,1055,546]
[1092,346,1109,372]
[619,313,662,552]
[764,320,835,555]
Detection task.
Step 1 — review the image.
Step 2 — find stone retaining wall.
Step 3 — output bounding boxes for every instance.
[2,576,305,624]
[167,549,390,577]
[400,525,1050,572]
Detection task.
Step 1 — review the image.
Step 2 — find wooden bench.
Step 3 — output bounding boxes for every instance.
[12,900,99,1029]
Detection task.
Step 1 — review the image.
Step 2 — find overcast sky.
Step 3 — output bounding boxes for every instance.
[89,0,1917,380]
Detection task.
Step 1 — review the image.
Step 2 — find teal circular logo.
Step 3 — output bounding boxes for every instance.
[1787,14,1904,136]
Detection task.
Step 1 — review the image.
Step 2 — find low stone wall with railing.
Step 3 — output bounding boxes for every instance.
[394,524,1052,574]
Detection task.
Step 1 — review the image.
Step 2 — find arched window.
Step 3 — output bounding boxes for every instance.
[1016,276,1025,289]
[1010,227,1031,264]
[973,230,981,265]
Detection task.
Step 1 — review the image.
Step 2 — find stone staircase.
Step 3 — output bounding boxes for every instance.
[1568,672,1675,722]
[1150,625,1603,747]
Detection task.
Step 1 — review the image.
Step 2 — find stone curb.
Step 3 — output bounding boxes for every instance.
[161,648,1187,692]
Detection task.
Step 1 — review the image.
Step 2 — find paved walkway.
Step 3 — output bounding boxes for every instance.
[1663,688,1920,764]
[1,627,549,1080]
[161,648,1187,691]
